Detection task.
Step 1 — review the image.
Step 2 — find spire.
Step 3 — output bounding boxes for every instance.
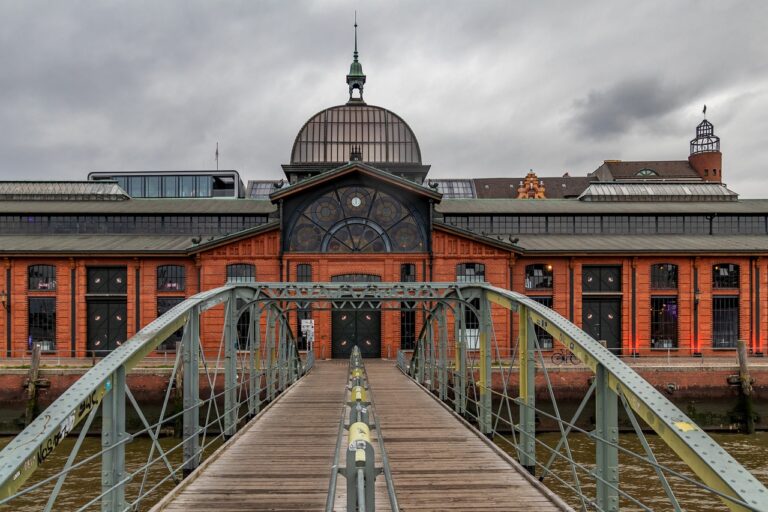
[353,11,359,60]
[346,11,366,103]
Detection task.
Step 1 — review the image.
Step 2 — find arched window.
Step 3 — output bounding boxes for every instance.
[157,265,185,291]
[713,263,739,289]
[635,168,659,177]
[651,264,678,289]
[28,264,56,290]
[525,264,553,290]
[227,263,255,283]
[287,186,426,253]
[456,263,485,283]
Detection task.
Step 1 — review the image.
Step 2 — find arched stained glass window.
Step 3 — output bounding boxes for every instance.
[288,186,426,253]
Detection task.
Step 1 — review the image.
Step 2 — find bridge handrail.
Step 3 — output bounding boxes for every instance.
[0,283,307,506]
[406,283,768,511]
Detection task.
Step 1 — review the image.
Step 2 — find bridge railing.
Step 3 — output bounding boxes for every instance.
[327,346,399,512]
[0,284,309,511]
[402,283,768,512]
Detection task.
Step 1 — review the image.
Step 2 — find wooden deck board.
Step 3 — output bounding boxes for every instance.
[365,360,567,512]
[153,360,568,512]
[153,362,349,512]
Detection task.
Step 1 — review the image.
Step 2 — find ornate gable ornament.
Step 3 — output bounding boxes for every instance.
[516,170,547,199]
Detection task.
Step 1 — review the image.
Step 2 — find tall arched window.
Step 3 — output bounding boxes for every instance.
[28,264,56,290]
[525,264,553,290]
[227,263,256,283]
[713,263,739,289]
[157,265,185,291]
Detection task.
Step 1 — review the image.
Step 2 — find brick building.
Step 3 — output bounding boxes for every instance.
[1,44,766,360]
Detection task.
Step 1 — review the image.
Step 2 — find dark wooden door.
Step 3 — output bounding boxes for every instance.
[582,298,622,355]
[87,301,127,355]
[332,308,381,358]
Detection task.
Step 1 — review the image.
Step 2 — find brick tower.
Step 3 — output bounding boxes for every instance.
[688,117,722,182]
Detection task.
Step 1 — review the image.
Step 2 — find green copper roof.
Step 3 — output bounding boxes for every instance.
[349,59,364,77]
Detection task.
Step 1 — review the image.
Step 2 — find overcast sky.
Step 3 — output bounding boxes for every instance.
[2,1,767,196]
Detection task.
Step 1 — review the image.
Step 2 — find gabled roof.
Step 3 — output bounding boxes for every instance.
[594,160,700,180]
[269,162,442,202]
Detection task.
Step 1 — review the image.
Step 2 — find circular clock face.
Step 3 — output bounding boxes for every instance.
[351,196,362,207]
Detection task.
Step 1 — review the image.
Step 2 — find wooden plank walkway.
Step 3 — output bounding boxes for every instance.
[151,361,349,512]
[152,360,569,512]
[366,360,568,511]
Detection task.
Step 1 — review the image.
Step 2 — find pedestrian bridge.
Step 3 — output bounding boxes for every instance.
[0,283,766,511]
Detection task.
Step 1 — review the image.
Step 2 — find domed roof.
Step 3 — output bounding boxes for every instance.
[290,104,422,165]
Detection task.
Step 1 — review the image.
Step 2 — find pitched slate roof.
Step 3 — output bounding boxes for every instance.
[473,177,594,199]
[0,235,196,254]
[513,235,768,254]
[0,221,281,255]
[436,198,768,215]
[595,160,700,180]
[0,198,276,214]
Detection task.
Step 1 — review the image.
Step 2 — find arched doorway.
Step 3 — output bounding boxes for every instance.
[330,274,381,358]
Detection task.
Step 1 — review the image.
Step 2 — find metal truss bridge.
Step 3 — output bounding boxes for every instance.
[0,282,766,511]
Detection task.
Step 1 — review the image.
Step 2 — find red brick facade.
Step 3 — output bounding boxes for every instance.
[1,223,765,359]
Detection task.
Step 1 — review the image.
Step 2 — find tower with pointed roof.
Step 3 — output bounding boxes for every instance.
[688,115,722,183]
[346,14,366,103]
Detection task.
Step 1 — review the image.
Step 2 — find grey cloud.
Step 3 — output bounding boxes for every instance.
[571,79,693,139]
[0,1,767,196]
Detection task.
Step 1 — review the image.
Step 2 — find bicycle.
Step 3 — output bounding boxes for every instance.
[551,348,578,365]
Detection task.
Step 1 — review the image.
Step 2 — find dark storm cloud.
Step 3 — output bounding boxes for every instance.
[572,79,693,139]
[0,1,767,195]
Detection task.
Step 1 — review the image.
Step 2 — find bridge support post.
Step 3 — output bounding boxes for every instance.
[478,293,493,436]
[101,366,127,512]
[278,311,287,390]
[455,300,467,415]
[518,307,536,474]
[266,307,276,401]
[248,306,261,418]
[438,305,449,401]
[595,363,619,511]
[425,312,435,390]
[182,308,201,476]
[224,294,238,439]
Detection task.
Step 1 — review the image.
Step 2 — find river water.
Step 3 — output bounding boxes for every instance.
[1,432,766,510]
[497,431,768,511]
